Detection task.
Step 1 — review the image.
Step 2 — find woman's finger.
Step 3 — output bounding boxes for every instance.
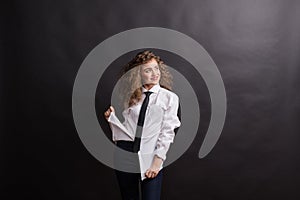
[151,171,156,178]
[110,106,115,113]
[150,172,154,178]
[145,168,160,178]
[104,109,112,119]
[147,170,153,178]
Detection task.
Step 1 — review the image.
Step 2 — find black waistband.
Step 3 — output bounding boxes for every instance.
[116,140,134,152]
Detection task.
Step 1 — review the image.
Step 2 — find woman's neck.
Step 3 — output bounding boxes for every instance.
[143,84,155,90]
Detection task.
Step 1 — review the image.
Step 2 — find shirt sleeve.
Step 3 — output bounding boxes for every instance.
[107,112,135,141]
[154,93,181,161]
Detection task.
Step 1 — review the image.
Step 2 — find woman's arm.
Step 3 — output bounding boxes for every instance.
[154,93,181,161]
[146,93,181,178]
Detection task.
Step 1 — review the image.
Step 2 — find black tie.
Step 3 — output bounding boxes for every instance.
[133,91,153,152]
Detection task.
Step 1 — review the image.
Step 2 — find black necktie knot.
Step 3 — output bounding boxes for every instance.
[144,91,153,96]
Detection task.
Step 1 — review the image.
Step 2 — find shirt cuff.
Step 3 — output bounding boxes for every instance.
[154,149,167,161]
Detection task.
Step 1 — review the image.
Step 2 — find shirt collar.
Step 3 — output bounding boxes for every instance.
[142,84,160,94]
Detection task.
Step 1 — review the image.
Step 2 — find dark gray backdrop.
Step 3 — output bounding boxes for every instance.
[2,0,300,199]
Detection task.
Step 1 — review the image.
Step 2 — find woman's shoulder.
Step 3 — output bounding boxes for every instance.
[159,87,179,100]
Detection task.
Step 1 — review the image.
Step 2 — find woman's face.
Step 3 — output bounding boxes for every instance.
[140,58,161,86]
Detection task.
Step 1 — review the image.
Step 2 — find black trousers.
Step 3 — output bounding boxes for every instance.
[114,141,163,200]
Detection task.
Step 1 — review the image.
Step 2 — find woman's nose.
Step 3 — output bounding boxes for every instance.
[152,70,158,76]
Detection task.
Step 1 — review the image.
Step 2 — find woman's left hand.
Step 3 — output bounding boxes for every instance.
[145,167,160,179]
[145,155,163,178]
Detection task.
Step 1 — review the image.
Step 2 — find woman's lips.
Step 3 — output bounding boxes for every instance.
[151,76,159,81]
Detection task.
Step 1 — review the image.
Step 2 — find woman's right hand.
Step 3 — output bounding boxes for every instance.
[104,106,115,121]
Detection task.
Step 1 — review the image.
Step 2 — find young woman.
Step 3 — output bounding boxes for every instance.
[104,50,181,200]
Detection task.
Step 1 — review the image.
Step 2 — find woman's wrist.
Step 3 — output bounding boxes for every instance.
[151,155,163,169]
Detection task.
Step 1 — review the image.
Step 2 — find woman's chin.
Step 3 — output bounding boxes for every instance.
[145,82,158,85]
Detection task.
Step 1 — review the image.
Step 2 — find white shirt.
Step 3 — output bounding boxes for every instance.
[107,83,181,180]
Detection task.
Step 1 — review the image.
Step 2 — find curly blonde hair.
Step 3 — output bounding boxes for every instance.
[118,50,173,109]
